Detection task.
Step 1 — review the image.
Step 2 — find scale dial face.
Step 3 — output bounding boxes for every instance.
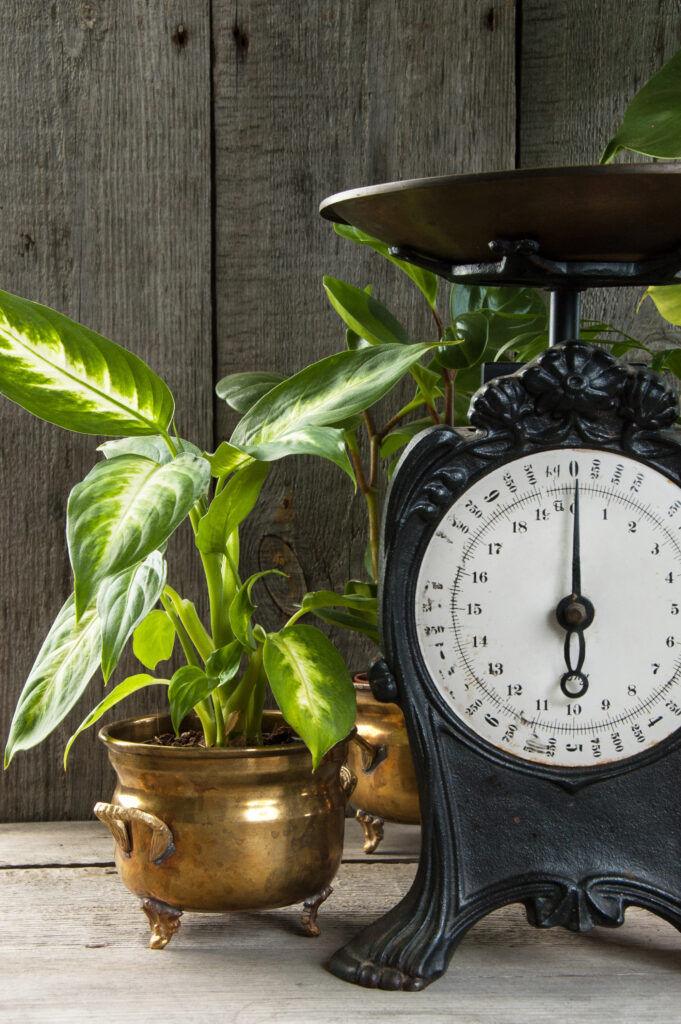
[415,448,681,768]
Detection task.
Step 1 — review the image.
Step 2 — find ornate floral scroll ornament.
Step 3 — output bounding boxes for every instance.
[468,376,534,434]
[522,343,627,415]
[620,369,679,430]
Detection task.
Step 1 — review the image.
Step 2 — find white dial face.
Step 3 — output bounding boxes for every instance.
[415,448,681,768]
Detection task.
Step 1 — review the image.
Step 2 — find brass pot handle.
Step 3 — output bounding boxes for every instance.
[339,764,357,801]
[350,731,388,775]
[94,802,176,865]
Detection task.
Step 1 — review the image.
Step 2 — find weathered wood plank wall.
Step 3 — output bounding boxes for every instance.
[0,1,212,820]
[0,1,678,820]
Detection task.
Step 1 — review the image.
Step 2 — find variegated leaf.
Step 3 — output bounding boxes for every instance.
[0,288,174,435]
[4,595,101,766]
[67,453,210,617]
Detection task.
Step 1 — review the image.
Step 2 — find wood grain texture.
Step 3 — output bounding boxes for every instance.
[3,841,681,1021]
[212,0,516,666]
[519,0,681,343]
[0,2,212,820]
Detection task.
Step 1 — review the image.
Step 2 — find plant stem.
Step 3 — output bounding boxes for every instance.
[346,429,370,493]
[161,592,201,666]
[164,586,214,662]
[425,401,440,425]
[213,693,226,746]
[366,487,380,582]
[443,368,453,426]
[160,593,216,745]
[244,646,266,746]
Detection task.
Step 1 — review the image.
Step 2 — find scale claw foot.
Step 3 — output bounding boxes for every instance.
[356,809,384,854]
[328,945,429,991]
[301,885,333,936]
[141,897,183,949]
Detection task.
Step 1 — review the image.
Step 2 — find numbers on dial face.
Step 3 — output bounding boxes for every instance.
[415,449,681,768]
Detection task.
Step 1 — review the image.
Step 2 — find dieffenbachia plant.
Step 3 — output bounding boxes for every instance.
[0,288,442,769]
[219,227,643,646]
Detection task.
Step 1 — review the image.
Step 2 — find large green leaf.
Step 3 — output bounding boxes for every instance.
[64,673,168,766]
[0,288,174,435]
[196,461,269,556]
[263,624,355,769]
[602,47,681,161]
[168,666,217,735]
[67,452,210,617]
[232,344,434,448]
[642,284,681,326]
[97,551,167,681]
[229,570,284,648]
[133,608,176,670]
[98,435,201,464]
[243,427,355,484]
[333,223,439,309]
[216,371,287,412]
[4,596,101,766]
[323,276,413,346]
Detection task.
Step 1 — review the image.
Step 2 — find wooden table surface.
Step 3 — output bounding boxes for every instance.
[3,819,681,1023]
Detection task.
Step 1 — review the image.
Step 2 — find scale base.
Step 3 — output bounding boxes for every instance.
[328,867,681,991]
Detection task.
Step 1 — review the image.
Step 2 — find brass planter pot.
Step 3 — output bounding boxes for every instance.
[348,680,420,854]
[95,712,354,948]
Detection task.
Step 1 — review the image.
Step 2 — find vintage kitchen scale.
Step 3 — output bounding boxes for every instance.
[320,165,681,990]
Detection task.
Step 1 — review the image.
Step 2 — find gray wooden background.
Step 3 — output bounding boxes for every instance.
[1,0,680,821]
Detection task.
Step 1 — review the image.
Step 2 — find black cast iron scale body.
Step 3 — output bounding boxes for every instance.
[320,166,681,991]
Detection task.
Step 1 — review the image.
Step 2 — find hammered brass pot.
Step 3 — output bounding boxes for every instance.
[348,680,420,854]
[95,712,354,949]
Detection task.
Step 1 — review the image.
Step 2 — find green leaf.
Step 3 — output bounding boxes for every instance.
[242,427,356,485]
[344,579,377,599]
[643,284,681,326]
[0,288,174,436]
[345,326,370,351]
[232,344,435,448]
[67,452,211,617]
[263,624,356,769]
[205,640,243,685]
[439,316,488,370]
[297,589,378,618]
[63,673,168,766]
[601,47,681,162]
[97,551,167,682]
[450,284,546,320]
[168,666,217,735]
[196,461,269,556]
[380,418,433,460]
[98,435,201,464]
[333,223,439,309]
[133,608,176,670]
[410,363,444,406]
[229,570,285,648]
[205,441,254,478]
[4,596,101,766]
[312,607,379,644]
[216,371,287,412]
[323,277,413,346]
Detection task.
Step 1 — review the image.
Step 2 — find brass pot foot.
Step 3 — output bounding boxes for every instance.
[301,885,333,937]
[356,809,385,854]
[141,897,183,949]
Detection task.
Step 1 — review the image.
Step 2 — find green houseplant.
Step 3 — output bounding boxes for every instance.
[0,287,439,946]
